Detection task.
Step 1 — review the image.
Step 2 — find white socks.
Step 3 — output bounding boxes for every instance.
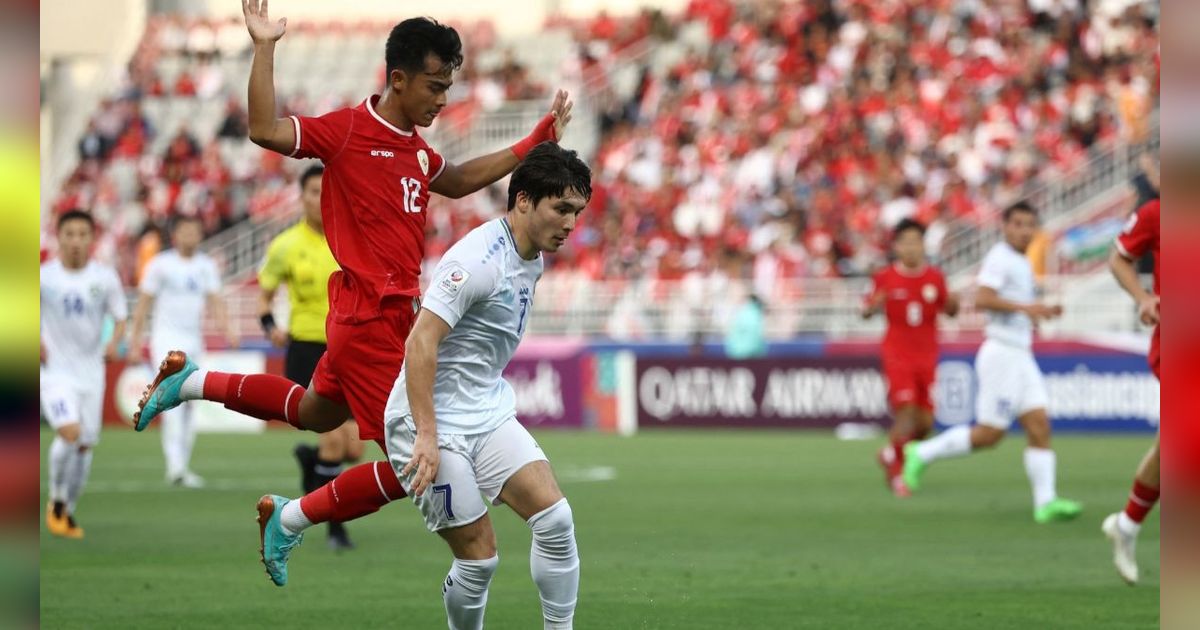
[914,425,973,464]
[1024,447,1058,510]
[528,499,579,630]
[161,405,196,479]
[1117,511,1142,537]
[279,499,313,536]
[180,370,207,401]
[443,556,499,630]
[67,448,94,513]
[48,436,93,514]
[48,436,73,505]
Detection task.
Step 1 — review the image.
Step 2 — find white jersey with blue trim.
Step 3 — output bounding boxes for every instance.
[976,241,1036,349]
[40,259,128,386]
[388,217,543,434]
[139,250,220,348]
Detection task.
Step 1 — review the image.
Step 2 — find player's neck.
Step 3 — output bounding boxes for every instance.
[59,255,88,271]
[304,216,324,235]
[177,248,196,259]
[895,261,927,276]
[375,91,416,132]
[504,217,538,261]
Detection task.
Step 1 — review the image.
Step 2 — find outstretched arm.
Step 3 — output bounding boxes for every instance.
[243,0,295,154]
[430,90,574,199]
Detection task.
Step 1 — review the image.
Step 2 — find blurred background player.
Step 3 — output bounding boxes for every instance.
[1102,194,1160,585]
[862,218,958,497]
[258,163,363,551]
[129,215,238,487]
[903,202,1083,523]
[41,210,128,538]
[135,3,571,585]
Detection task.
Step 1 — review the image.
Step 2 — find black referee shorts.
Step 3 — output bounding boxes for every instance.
[284,339,327,387]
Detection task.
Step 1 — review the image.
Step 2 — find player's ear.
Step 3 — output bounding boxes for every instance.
[389,68,407,92]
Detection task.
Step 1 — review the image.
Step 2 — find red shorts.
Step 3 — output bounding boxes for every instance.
[882,355,936,411]
[1149,325,1160,380]
[311,296,419,442]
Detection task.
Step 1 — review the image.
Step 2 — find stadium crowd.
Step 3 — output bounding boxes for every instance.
[47,0,1158,292]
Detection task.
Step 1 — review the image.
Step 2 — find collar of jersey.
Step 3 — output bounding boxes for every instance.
[366,95,413,137]
[500,217,519,254]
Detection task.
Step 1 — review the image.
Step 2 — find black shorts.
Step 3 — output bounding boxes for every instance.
[285,339,327,386]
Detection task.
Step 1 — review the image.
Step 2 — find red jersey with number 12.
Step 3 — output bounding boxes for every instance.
[289,95,446,324]
[868,264,948,364]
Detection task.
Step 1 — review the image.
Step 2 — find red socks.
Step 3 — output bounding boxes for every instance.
[202,372,304,429]
[298,461,407,524]
[1122,479,1160,524]
[888,438,907,478]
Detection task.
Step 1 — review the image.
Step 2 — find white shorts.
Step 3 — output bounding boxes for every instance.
[386,416,548,533]
[974,339,1049,430]
[40,373,104,446]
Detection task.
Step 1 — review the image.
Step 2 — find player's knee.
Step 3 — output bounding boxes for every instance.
[972,426,1005,449]
[57,424,81,444]
[528,498,574,552]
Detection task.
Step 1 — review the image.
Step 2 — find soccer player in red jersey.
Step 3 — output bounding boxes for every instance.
[862,219,959,497]
[133,1,573,586]
[1102,197,1160,585]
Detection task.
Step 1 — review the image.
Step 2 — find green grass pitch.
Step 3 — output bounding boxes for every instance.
[41,428,1158,628]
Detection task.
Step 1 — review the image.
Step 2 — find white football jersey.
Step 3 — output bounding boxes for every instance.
[387,218,543,434]
[139,250,220,346]
[40,259,128,385]
[976,241,1036,349]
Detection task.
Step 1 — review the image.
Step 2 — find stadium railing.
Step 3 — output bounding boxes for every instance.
[173,273,1146,344]
[940,114,1159,280]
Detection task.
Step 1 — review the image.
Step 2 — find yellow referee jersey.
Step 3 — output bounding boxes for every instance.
[259,221,339,343]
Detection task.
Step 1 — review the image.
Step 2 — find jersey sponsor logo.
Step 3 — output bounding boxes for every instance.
[437,264,470,296]
[417,149,430,176]
[370,149,395,158]
[922,283,938,303]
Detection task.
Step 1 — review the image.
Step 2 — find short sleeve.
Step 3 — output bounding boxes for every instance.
[203,259,222,295]
[976,248,1006,291]
[421,255,496,330]
[864,270,886,306]
[105,268,128,322]
[290,108,354,162]
[427,146,447,183]
[258,237,288,291]
[139,257,163,296]
[1115,200,1159,260]
[933,269,949,308]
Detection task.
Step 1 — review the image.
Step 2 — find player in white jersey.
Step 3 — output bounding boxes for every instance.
[128,215,237,487]
[257,143,589,629]
[41,210,128,538]
[902,202,1083,523]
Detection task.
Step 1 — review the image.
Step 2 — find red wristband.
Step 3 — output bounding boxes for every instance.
[511,112,558,160]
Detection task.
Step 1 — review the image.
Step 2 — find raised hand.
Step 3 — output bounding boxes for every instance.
[242,0,287,44]
[549,89,574,141]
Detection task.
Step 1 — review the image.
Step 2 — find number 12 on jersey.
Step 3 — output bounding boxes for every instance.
[401,177,423,214]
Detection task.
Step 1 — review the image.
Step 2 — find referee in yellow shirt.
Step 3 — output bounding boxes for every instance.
[258,164,362,550]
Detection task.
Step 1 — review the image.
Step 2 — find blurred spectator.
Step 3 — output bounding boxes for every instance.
[216,98,248,139]
[724,293,766,359]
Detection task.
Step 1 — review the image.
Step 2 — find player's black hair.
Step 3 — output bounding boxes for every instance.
[57,209,95,232]
[385,18,464,77]
[507,142,592,211]
[170,214,204,232]
[892,218,926,240]
[1003,201,1038,222]
[299,163,324,189]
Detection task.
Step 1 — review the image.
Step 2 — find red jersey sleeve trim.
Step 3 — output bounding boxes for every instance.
[429,155,447,183]
[1114,237,1135,260]
[288,115,301,158]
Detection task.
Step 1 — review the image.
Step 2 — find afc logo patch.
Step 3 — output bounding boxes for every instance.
[437,264,470,296]
[417,149,430,176]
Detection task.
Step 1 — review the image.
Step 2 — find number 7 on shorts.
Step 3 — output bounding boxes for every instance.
[433,483,455,520]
